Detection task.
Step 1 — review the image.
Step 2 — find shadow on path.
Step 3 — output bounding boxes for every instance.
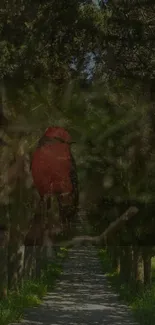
[19,247,138,325]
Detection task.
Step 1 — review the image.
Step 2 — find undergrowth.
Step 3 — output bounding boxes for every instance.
[99,248,155,325]
[0,247,68,325]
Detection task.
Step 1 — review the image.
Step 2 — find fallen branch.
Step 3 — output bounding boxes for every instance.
[59,206,139,248]
[100,206,138,241]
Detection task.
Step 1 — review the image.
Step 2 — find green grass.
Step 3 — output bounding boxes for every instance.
[0,247,68,325]
[99,249,155,325]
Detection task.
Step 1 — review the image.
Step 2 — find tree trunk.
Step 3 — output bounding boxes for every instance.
[119,246,133,283]
[0,80,8,127]
[142,246,152,286]
[42,229,55,260]
[24,245,36,280]
[0,227,9,298]
[0,247,8,298]
[133,246,144,286]
[35,246,45,280]
[111,245,120,272]
[8,226,25,291]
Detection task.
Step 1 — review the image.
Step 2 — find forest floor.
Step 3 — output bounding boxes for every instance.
[12,246,138,325]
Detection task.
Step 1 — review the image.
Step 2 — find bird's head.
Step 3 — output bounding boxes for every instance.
[44,126,75,144]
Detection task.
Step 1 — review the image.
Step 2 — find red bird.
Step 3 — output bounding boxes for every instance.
[31,126,78,233]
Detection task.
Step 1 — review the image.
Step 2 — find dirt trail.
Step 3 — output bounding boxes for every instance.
[14,246,138,325]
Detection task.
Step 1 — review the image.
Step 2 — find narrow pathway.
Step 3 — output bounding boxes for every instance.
[18,246,138,325]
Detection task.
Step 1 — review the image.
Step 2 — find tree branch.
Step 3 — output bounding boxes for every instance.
[59,206,139,248]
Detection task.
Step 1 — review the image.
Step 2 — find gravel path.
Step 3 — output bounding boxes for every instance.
[17,246,138,325]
